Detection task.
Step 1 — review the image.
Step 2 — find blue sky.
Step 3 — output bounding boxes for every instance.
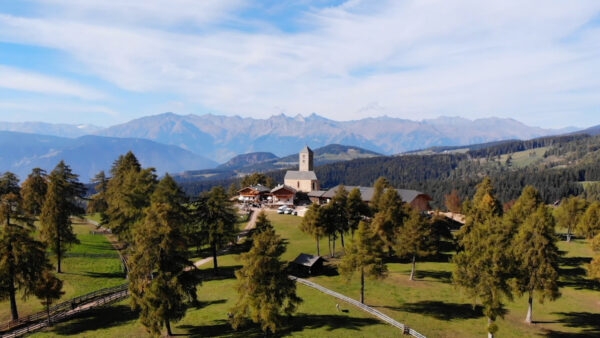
[0,0,599,129]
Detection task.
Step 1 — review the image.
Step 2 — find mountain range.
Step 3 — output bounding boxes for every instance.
[0,112,586,182]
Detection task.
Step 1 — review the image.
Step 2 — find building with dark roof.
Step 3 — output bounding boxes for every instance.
[319,185,432,211]
[291,253,325,275]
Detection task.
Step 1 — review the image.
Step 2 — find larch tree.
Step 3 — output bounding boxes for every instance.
[129,175,197,337]
[588,234,600,280]
[319,202,339,257]
[371,188,406,256]
[254,210,273,234]
[577,201,600,239]
[231,227,302,334]
[330,185,349,248]
[347,187,368,239]
[394,208,436,281]
[86,171,109,216]
[198,186,238,274]
[370,176,390,214]
[21,168,47,218]
[339,221,387,304]
[104,152,157,243]
[40,161,84,273]
[453,178,513,338]
[444,189,462,214]
[299,203,325,256]
[555,196,587,242]
[34,270,64,326]
[512,205,560,324]
[0,172,51,321]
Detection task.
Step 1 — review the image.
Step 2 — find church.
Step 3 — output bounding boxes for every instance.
[284,146,319,193]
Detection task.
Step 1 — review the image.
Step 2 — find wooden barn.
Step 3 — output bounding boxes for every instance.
[291,253,325,276]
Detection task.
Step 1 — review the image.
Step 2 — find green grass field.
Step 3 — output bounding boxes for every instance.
[24,212,600,337]
[0,219,126,323]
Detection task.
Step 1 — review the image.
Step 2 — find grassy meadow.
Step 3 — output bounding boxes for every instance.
[16,211,600,337]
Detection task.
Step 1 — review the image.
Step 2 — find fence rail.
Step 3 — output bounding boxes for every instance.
[0,283,128,333]
[290,276,426,338]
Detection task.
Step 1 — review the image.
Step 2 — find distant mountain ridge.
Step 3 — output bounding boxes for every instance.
[0,131,216,182]
[0,121,102,138]
[95,112,574,162]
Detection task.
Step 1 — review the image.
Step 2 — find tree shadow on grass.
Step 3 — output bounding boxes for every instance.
[382,301,486,321]
[543,312,600,337]
[178,313,381,337]
[558,267,600,291]
[52,305,139,335]
[197,265,242,282]
[415,270,452,283]
[84,271,127,279]
[191,299,227,310]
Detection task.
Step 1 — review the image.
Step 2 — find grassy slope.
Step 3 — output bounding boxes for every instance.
[30,212,600,337]
[0,219,126,323]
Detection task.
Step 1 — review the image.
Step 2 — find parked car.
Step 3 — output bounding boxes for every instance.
[277,208,285,214]
[284,208,293,214]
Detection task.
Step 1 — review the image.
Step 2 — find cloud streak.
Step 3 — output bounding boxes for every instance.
[0,0,599,127]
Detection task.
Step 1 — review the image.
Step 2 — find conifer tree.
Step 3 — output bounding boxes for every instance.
[231,227,302,334]
[347,187,367,239]
[104,152,157,243]
[339,221,387,304]
[86,171,109,216]
[453,178,512,338]
[228,182,239,198]
[199,186,238,274]
[254,210,273,234]
[371,188,405,255]
[504,186,543,235]
[513,205,560,324]
[299,203,325,256]
[394,208,436,281]
[34,270,64,326]
[0,172,51,321]
[588,234,600,280]
[319,202,339,257]
[555,196,587,242]
[330,185,349,248]
[129,175,196,337]
[577,201,600,239]
[444,189,462,214]
[21,168,47,217]
[370,177,390,213]
[40,161,84,273]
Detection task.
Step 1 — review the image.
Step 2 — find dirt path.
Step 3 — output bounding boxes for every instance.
[193,208,262,268]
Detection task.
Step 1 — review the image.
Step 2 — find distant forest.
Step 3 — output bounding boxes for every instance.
[178,133,600,208]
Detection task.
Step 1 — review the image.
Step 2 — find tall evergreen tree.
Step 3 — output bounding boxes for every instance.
[0,172,51,321]
[34,270,64,326]
[370,177,390,214]
[319,202,339,257]
[129,175,196,337]
[371,188,405,255]
[394,208,436,281]
[347,187,367,239]
[577,201,600,239]
[339,221,387,304]
[40,161,84,273]
[330,185,349,248]
[231,227,302,334]
[21,168,47,217]
[512,205,560,324]
[444,189,462,214]
[504,186,543,235]
[198,186,238,274]
[589,234,600,280]
[104,152,157,243]
[86,171,109,216]
[254,210,273,234]
[555,196,587,242]
[299,203,325,256]
[453,178,513,338]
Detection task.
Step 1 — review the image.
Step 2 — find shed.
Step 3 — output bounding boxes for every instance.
[291,253,325,275]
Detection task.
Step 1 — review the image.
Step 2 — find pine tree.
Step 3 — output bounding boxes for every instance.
[330,185,349,248]
[394,208,436,281]
[444,189,462,214]
[231,227,302,334]
[129,175,196,337]
[40,162,83,273]
[228,182,239,198]
[21,168,47,218]
[339,221,387,304]
[555,196,587,242]
[577,201,600,239]
[254,210,273,234]
[371,188,406,255]
[504,186,542,235]
[86,171,109,216]
[453,178,513,338]
[0,172,51,321]
[513,205,560,324]
[197,186,238,274]
[319,202,339,257]
[299,203,325,256]
[370,177,390,214]
[104,152,157,243]
[34,270,64,326]
[588,234,600,280]
[347,187,367,239]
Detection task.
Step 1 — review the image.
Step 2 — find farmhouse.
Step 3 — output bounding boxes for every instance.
[270,184,297,206]
[237,184,271,203]
[318,185,433,211]
[284,146,320,192]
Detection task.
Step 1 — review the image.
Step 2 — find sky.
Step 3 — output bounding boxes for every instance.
[0,0,599,129]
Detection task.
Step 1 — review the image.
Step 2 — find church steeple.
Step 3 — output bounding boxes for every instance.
[299,146,313,171]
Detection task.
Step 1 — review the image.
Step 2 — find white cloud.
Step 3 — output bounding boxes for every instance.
[0,0,599,127]
[0,65,105,99]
